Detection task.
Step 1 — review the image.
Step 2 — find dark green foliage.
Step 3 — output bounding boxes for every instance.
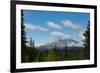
[21,10,37,63]
[83,21,90,59]
[47,46,57,61]
[27,38,38,62]
[30,37,32,47]
[21,10,28,62]
[62,43,68,60]
[38,49,48,61]
[27,47,37,62]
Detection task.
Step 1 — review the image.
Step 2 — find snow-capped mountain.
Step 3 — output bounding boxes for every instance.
[38,39,82,49]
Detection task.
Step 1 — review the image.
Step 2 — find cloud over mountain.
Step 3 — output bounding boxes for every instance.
[50,31,81,40]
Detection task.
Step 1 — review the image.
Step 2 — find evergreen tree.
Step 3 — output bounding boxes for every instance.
[30,37,32,47]
[28,38,37,62]
[64,42,68,56]
[21,10,28,62]
[83,21,90,59]
[32,40,35,47]
[61,42,68,60]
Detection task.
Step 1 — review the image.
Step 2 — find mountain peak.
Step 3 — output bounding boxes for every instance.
[38,39,82,49]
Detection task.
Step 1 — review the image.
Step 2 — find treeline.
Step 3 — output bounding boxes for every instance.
[21,37,86,62]
[21,44,85,63]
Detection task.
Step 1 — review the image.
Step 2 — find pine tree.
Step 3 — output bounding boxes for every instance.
[30,37,32,47]
[83,21,90,59]
[64,42,68,56]
[21,10,28,62]
[28,37,37,62]
[61,42,68,60]
[32,40,35,47]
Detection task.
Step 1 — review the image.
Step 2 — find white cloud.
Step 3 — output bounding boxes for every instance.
[64,29,86,41]
[24,23,49,32]
[48,21,62,29]
[36,25,49,32]
[50,31,77,40]
[24,24,34,30]
[50,31,83,47]
[79,29,85,40]
[50,31,64,37]
[50,31,84,42]
[35,42,45,47]
[62,19,82,30]
[64,34,78,39]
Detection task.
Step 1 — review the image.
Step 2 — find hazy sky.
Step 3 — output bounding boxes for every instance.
[23,10,90,46]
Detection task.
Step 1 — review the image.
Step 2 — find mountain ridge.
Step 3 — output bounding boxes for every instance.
[37,39,82,49]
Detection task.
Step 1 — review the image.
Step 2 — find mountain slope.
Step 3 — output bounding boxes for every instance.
[38,39,82,49]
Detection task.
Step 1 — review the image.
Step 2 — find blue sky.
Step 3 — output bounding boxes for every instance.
[23,10,90,47]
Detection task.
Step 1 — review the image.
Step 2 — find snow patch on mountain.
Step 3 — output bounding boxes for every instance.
[38,39,83,49]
